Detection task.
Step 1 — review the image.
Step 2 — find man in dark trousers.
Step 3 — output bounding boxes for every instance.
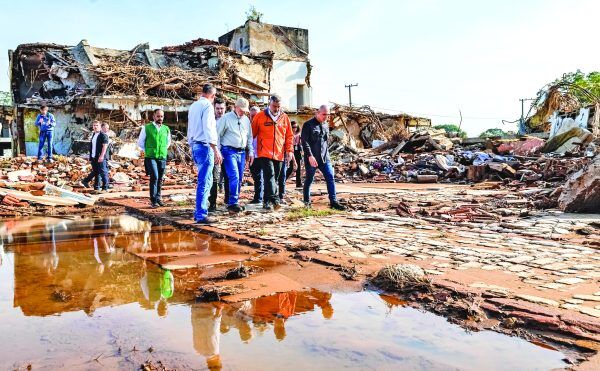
[34,105,56,162]
[81,120,110,192]
[248,105,263,204]
[137,109,171,208]
[301,105,345,210]
[208,98,227,211]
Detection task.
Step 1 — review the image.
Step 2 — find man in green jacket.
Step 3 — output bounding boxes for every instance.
[137,109,171,208]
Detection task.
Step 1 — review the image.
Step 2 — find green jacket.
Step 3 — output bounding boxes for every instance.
[145,122,170,159]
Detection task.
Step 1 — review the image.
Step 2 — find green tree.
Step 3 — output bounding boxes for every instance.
[478,128,507,138]
[434,124,467,139]
[550,70,600,105]
[246,6,263,22]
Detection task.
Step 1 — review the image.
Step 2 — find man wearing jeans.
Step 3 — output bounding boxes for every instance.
[137,109,171,208]
[81,121,110,192]
[209,98,227,211]
[217,98,253,213]
[34,105,56,162]
[187,84,223,224]
[301,105,345,210]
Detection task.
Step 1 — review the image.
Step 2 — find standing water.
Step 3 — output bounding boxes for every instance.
[0,216,567,370]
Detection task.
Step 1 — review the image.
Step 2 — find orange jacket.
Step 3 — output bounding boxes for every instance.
[251,109,293,161]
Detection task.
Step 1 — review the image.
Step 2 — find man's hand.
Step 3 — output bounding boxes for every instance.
[308,155,318,168]
[213,147,223,165]
[286,152,294,164]
[97,156,104,163]
[247,155,254,166]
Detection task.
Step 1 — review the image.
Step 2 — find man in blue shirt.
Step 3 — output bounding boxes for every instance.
[34,105,56,162]
[187,84,223,224]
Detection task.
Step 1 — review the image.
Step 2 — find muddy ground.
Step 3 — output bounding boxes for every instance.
[2,180,600,369]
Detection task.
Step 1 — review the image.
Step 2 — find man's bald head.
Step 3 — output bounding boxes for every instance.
[315,104,331,123]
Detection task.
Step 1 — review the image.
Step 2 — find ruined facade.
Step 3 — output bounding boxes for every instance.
[219,20,311,111]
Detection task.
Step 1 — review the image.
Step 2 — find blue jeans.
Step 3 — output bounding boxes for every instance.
[303,161,338,204]
[221,146,246,206]
[85,158,109,190]
[192,143,214,221]
[144,158,166,203]
[37,130,53,159]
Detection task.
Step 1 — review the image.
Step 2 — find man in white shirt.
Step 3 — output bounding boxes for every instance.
[187,84,223,224]
[217,98,253,213]
[80,120,109,191]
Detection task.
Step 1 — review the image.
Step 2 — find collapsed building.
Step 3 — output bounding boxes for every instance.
[7,20,311,157]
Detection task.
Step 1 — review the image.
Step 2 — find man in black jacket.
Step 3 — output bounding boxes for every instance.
[301,105,345,210]
[80,121,110,192]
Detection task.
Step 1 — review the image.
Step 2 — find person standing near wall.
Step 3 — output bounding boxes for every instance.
[301,105,346,210]
[35,105,56,162]
[188,84,222,224]
[137,109,171,208]
[289,121,303,188]
[251,95,293,211]
[217,98,253,213]
[80,120,109,192]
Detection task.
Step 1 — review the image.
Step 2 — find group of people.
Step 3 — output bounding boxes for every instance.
[36,84,345,223]
[186,84,345,224]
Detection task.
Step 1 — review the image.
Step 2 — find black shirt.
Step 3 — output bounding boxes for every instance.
[301,117,330,165]
[89,132,109,160]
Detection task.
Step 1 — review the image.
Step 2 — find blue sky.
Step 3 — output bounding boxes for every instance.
[0,0,598,135]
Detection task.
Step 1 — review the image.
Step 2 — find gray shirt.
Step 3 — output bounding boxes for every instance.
[217,111,253,153]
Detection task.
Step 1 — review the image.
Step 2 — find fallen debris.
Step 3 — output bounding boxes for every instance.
[558,155,600,212]
[371,264,431,292]
[196,284,244,302]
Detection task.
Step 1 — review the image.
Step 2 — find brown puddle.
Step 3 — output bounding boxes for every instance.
[0,216,569,370]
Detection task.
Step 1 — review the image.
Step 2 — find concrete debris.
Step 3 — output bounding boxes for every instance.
[558,155,600,212]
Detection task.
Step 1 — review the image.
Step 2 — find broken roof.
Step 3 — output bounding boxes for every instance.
[9,38,273,107]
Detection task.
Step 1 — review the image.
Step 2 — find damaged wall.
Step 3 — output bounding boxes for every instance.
[270,60,311,111]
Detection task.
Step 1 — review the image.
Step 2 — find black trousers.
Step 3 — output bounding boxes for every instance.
[144,158,166,203]
[289,149,302,187]
[258,157,283,205]
[209,164,228,207]
[249,160,263,202]
[83,157,109,190]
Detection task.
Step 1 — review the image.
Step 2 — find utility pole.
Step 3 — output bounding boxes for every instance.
[345,83,358,107]
[519,98,535,130]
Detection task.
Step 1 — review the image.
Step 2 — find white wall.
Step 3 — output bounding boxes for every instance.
[269,59,311,112]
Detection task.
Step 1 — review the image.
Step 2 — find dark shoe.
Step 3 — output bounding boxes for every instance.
[227,204,243,213]
[156,200,165,207]
[330,201,346,211]
[151,203,158,208]
[195,218,214,225]
[208,204,217,212]
[303,201,312,208]
[263,203,273,211]
[105,184,114,189]
[80,180,90,188]
[249,199,262,204]
[279,198,287,205]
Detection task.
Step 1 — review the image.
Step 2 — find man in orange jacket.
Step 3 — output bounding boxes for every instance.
[251,94,293,211]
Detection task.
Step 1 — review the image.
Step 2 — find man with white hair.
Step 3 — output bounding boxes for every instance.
[188,84,223,224]
[217,98,253,213]
[301,105,345,210]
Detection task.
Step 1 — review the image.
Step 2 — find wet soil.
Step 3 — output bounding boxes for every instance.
[0,215,584,370]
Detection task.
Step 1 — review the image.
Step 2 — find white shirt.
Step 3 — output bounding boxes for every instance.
[137,122,172,150]
[187,97,218,146]
[91,132,100,157]
[216,111,253,152]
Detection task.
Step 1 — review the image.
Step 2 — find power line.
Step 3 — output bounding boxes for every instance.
[344,83,358,107]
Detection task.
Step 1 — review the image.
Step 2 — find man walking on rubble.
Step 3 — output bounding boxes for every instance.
[81,120,110,192]
[137,109,171,208]
[301,105,345,210]
[217,97,253,213]
[251,94,293,211]
[209,97,227,212]
[35,105,56,162]
[188,84,223,224]
[248,106,262,204]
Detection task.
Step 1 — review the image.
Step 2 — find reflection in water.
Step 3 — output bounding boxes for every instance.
[0,216,569,371]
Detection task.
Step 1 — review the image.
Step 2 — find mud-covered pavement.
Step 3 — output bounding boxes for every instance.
[1,181,600,369]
